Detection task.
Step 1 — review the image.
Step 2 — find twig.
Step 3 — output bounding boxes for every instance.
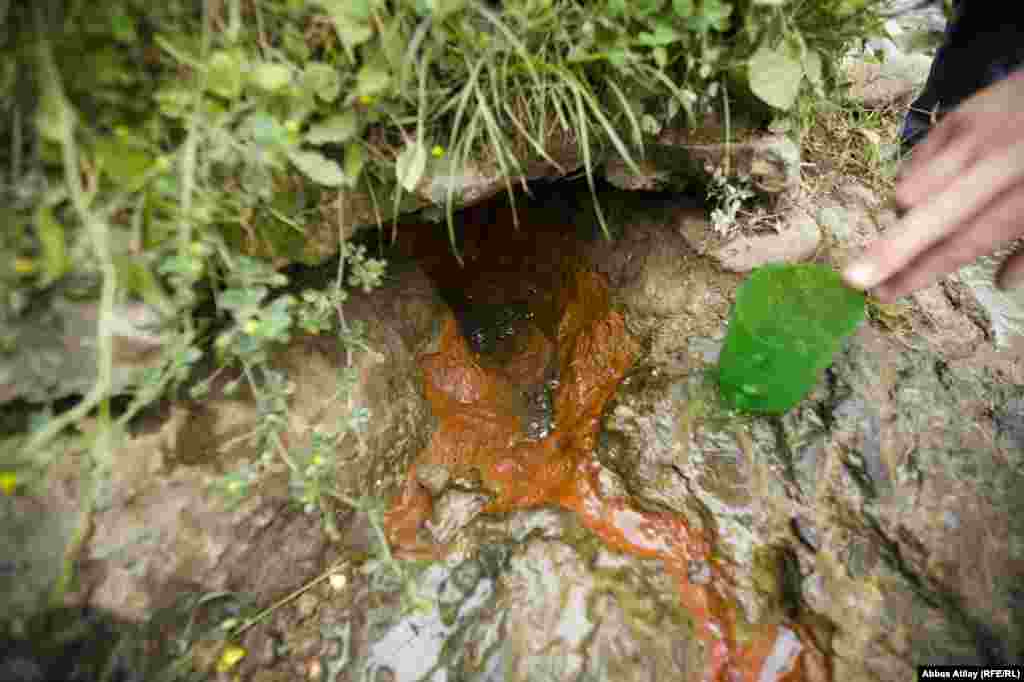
[28,19,117,606]
[233,554,351,637]
[22,27,115,458]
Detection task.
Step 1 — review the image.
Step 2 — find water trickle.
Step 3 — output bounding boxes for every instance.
[386,190,827,682]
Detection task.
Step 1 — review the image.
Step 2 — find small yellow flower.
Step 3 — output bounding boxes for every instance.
[243,319,260,336]
[284,119,301,133]
[216,644,247,673]
[358,94,374,105]
[431,145,445,158]
[14,258,37,274]
[155,156,172,171]
[0,472,18,495]
[227,480,243,493]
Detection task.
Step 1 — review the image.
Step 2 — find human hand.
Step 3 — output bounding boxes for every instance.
[842,68,1024,301]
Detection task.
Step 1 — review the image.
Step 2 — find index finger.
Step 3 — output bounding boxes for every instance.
[844,137,1024,291]
[895,115,961,207]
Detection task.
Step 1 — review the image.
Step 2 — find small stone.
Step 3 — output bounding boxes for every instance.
[687,559,712,585]
[296,593,319,621]
[791,516,820,552]
[507,508,570,542]
[714,209,821,273]
[843,53,933,108]
[596,465,630,498]
[374,666,396,682]
[306,656,323,681]
[415,463,451,496]
[425,489,489,544]
[912,283,985,359]
[836,181,880,209]
[959,254,1024,350]
[687,337,723,365]
[614,404,636,419]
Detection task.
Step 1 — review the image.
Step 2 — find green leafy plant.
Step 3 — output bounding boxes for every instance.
[0,0,889,613]
[707,165,756,236]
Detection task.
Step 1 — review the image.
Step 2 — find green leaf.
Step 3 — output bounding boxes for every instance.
[207,51,243,99]
[320,1,374,49]
[425,0,467,19]
[94,137,156,190]
[344,143,365,187]
[748,46,804,110]
[36,86,70,143]
[305,111,360,145]
[288,148,346,187]
[35,206,67,286]
[302,62,341,102]
[355,59,392,98]
[705,0,733,29]
[640,114,661,135]
[632,0,665,17]
[688,0,733,32]
[114,255,173,314]
[395,142,427,192]
[247,112,288,147]
[220,286,269,314]
[653,46,668,69]
[379,20,409,72]
[836,0,871,16]
[249,62,292,92]
[154,86,193,119]
[322,0,373,21]
[673,0,694,16]
[110,8,138,43]
[638,23,682,46]
[336,20,374,50]
[802,49,824,88]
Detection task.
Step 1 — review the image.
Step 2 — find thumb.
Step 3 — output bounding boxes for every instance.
[995,248,1024,291]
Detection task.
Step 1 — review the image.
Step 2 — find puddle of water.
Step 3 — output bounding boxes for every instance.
[363,563,497,682]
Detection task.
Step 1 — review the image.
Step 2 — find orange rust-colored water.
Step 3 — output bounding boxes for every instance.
[384,196,828,682]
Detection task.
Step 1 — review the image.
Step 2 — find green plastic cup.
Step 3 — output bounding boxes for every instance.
[716,263,865,415]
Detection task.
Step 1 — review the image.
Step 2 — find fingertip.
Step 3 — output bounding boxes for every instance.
[842,260,880,291]
[893,178,917,209]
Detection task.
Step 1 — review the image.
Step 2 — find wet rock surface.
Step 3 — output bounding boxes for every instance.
[599,321,1024,679]
[603,134,802,199]
[233,509,700,682]
[1,260,448,674]
[0,298,168,405]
